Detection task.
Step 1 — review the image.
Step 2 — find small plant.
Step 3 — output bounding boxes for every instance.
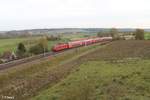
[16,43,27,58]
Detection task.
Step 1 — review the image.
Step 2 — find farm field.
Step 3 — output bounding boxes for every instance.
[31,40,150,100]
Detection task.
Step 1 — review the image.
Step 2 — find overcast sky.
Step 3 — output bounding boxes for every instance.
[0,0,150,31]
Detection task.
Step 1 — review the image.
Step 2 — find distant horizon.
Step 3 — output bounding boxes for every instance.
[1,27,150,32]
[1,26,150,32]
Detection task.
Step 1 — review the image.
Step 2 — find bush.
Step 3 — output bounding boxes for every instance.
[110,28,118,38]
[135,29,144,40]
[29,37,49,55]
[16,43,27,58]
[29,44,45,55]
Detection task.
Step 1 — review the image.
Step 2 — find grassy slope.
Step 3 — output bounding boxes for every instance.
[32,40,150,100]
[0,43,103,100]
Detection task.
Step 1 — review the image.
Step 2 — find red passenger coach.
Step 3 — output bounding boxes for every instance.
[52,43,69,52]
[68,41,83,48]
[52,37,112,52]
[83,39,93,45]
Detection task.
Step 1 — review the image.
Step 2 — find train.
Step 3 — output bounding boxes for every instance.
[52,37,112,52]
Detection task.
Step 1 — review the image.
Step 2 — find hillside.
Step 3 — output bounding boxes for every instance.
[31,40,150,100]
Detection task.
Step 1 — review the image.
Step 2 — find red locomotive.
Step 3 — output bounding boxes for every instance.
[52,37,112,52]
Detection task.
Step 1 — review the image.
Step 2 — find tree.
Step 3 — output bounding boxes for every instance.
[29,37,48,55]
[97,31,110,37]
[16,43,26,58]
[135,29,144,40]
[97,31,103,37]
[110,28,118,38]
[29,44,44,55]
[39,37,48,53]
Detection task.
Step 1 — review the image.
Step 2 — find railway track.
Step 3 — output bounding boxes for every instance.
[0,41,111,71]
[0,51,56,71]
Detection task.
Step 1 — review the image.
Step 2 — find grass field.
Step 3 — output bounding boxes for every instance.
[0,38,27,54]
[31,40,150,100]
[0,37,41,54]
[144,32,150,40]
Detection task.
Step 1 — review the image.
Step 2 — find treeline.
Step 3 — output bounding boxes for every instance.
[97,28,145,40]
[0,33,42,39]
[0,31,63,39]
[46,35,61,41]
